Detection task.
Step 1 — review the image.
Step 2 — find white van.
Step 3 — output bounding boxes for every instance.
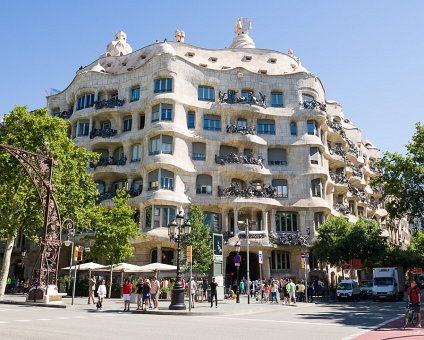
[336,279,360,302]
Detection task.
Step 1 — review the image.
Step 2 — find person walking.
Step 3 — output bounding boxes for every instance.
[210,277,218,308]
[201,278,208,302]
[150,276,159,310]
[97,279,107,310]
[270,281,278,303]
[264,283,270,302]
[142,278,151,311]
[240,279,245,295]
[190,277,197,308]
[289,279,297,304]
[122,278,132,312]
[136,278,143,310]
[88,275,96,304]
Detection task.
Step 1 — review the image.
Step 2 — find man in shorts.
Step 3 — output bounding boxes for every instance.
[404,280,421,327]
[150,276,159,309]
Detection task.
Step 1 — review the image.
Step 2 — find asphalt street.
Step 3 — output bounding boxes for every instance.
[0,299,418,340]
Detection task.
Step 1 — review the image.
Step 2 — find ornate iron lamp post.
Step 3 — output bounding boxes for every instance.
[235,241,241,303]
[167,208,192,310]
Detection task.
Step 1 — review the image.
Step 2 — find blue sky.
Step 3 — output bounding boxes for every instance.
[0,0,422,154]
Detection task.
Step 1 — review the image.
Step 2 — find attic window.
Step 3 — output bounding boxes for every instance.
[269,58,277,64]
[209,57,218,62]
[243,56,252,62]
[259,69,267,74]
[106,63,111,67]
[127,67,134,71]
[199,63,208,68]
[140,55,146,60]
[187,52,195,57]
[222,66,230,70]
[122,62,127,66]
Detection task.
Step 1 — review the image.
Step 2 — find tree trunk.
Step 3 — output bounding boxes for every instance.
[108,267,113,298]
[0,235,16,300]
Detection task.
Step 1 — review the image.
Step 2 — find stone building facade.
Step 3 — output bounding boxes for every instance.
[46,19,392,285]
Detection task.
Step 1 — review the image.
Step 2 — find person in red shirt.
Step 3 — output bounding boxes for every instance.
[404,280,421,327]
[122,278,132,312]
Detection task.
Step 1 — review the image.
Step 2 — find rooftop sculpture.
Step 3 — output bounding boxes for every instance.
[229,18,255,48]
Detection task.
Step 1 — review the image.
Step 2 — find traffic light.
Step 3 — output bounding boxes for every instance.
[78,246,84,261]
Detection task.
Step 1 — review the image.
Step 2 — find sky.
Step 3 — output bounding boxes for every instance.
[0,0,422,154]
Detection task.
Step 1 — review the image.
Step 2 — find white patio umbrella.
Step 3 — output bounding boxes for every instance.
[99,263,153,297]
[137,262,177,272]
[62,262,107,271]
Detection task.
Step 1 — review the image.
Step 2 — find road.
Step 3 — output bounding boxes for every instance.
[0,299,420,340]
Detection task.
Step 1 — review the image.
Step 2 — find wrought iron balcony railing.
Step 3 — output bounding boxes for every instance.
[218,183,275,199]
[226,124,256,135]
[89,156,127,168]
[218,91,266,108]
[328,144,347,161]
[53,109,73,119]
[330,172,348,184]
[348,185,368,202]
[269,230,310,246]
[346,139,360,158]
[334,203,352,215]
[215,153,264,168]
[89,128,118,139]
[303,100,326,112]
[368,199,378,210]
[94,98,125,109]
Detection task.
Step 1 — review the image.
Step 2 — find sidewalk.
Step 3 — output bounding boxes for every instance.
[0,293,312,315]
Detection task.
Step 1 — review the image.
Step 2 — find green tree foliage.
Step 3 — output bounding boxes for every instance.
[374,123,424,221]
[182,205,213,275]
[409,229,424,257]
[89,189,141,265]
[313,217,387,268]
[0,106,98,298]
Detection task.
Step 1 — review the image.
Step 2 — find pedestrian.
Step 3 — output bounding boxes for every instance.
[150,276,159,310]
[264,283,270,302]
[270,281,278,303]
[307,282,314,303]
[122,278,132,312]
[210,277,218,308]
[240,279,245,295]
[201,278,208,302]
[88,275,96,304]
[142,278,151,311]
[190,277,197,308]
[289,279,297,304]
[136,278,143,310]
[97,279,107,310]
[298,281,305,302]
[284,280,290,304]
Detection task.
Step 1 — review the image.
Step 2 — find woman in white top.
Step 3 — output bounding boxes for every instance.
[97,279,107,310]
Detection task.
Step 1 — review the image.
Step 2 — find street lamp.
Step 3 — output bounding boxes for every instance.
[167,208,192,310]
[63,219,75,305]
[235,241,241,303]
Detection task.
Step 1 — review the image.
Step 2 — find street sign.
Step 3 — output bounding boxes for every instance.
[235,263,240,267]
[258,251,263,264]
[234,254,241,263]
[413,267,423,274]
[186,245,192,263]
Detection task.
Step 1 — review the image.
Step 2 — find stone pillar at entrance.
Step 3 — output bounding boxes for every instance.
[262,210,269,237]
[234,209,239,235]
[157,245,162,264]
[222,209,229,233]
[262,251,271,279]
[271,209,276,232]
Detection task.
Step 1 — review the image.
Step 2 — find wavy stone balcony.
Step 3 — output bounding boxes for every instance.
[215,153,264,169]
[89,128,118,139]
[225,124,256,135]
[218,91,266,108]
[328,144,347,161]
[94,98,125,110]
[97,187,142,202]
[346,161,363,178]
[217,183,275,199]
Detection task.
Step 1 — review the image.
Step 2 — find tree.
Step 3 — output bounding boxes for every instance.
[0,106,98,299]
[182,205,213,275]
[88,189,141,297]
[374,123,424,222]
[313,217,387,269]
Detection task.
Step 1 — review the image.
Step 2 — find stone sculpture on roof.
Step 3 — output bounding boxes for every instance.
[228,18,255,49]
[175,29,185,43]
[102,31,133,57]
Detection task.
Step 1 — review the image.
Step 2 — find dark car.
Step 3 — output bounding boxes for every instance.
[416,274,424,288]
[359,281,373,299]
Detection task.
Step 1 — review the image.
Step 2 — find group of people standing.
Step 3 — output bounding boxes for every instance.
[122,276,161,311]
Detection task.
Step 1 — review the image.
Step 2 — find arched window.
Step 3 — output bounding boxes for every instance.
[272,179,288,198]
[311,178,323,197]
[131,144,142,162]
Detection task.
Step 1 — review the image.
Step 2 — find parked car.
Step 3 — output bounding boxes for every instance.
[336,279,361,302]
[359,281,373,299]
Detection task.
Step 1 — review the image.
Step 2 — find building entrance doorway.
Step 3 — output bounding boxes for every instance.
[225,251,259,291]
